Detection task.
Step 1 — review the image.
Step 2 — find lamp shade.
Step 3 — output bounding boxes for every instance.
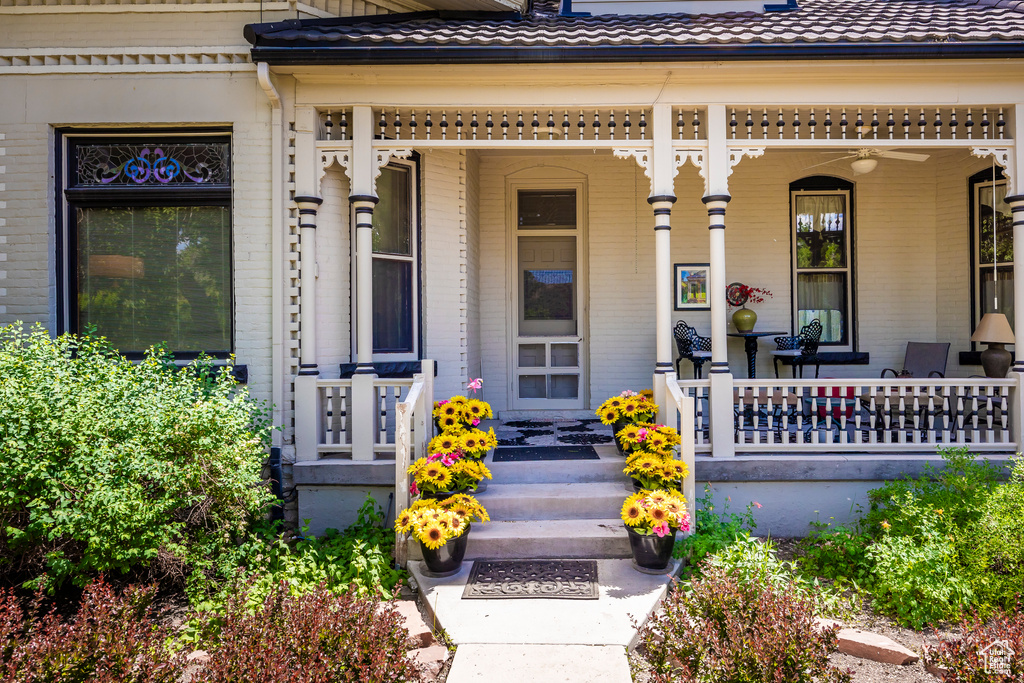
[850,158,878,175]
[971,313,1015,345]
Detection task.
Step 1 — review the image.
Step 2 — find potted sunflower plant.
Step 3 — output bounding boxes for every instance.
[621,489,691,573]
[623,450,689,493]
[408,454,492,499]
[395,494,489,576]
[596,390,659,454]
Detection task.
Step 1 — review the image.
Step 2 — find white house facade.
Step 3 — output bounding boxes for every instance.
[4,0,1024,543]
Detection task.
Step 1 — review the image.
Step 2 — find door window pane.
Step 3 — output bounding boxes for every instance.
[795,195,847,268]
[518,344,546,367]
[523,270,574,321]
[549,374,579,399]
[373,166,411,255]
[519,375,547,399]
[797,273,845,343]
[550,343,579,367]
[372,259,413,353]
[77,205,231,352]
[518,190,576,229]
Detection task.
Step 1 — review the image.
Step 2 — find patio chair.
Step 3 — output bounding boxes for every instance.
[880,342,950,378]
[674,321,712,378]
[771,319,823,378]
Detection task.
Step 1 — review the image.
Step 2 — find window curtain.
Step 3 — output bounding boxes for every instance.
[796,195,845,232]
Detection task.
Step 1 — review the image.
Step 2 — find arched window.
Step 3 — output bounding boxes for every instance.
[790,176,854,347]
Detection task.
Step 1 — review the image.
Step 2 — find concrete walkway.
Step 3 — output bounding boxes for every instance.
[409,558,680,682]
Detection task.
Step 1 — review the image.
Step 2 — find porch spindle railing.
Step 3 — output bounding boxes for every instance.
[666,376,697,512]
[731,378,1015,452]
[676,379,712,453]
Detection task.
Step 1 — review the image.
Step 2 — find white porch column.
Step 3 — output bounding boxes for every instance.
[704,104,735,457]
[650,103,677,425]
[349,105,380,460]
[295,196,324,375]
[1006,193,1024,447]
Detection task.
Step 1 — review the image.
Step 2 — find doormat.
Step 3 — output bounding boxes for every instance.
[492,446,599,462]
[462,560,599,600]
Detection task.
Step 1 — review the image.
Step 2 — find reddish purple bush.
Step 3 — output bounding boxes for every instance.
[639,566,852,683]
[924,606,1024,682]
[198,580,423,682]
[0,579,182,682]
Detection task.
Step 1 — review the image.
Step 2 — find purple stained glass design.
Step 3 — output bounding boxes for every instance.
[75,142,230,187]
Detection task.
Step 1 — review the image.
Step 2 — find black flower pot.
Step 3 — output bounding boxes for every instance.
[626,525,675,571]
[631,478,644,493]
[613,418,630,455]
[420,525,470,576]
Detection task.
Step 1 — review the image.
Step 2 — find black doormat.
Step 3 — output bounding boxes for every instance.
[462,560,599,600]
[492,446,599,462]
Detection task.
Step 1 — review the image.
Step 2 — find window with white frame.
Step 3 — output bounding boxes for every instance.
[970,168,1013,336]
[60,133,232,357]
[790,177,854,346]
[370,161,419,359]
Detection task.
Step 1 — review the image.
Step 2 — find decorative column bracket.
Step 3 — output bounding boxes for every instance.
[613,147,653,185]
[318,144,413,186]
[727,146,766,177]
[971,147,1014,187]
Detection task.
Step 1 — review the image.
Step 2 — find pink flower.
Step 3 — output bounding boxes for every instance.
[467,378,483,391]
[409,481,419,496]
[472,418,480,426]
[441,454,456,467]
[678,513,691,533]
[753,501,763,509]
[437,399,449,406]
[427,453,442,462]
[653,522,670,537]
[636,428,649,441]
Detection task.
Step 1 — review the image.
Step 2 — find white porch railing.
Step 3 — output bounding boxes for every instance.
[665,375,697,511]
[673,376,1019,454]
[394,361,434,568]
[294,361,434,462]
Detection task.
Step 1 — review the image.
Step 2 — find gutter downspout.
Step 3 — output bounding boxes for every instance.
[257,62,285,461]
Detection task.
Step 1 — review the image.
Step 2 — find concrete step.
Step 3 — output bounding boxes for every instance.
[475,482,631,521]
[409,518,631,561]
[485,455,626,484]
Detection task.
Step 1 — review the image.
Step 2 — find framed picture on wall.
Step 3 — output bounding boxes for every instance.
[674,263,711,311]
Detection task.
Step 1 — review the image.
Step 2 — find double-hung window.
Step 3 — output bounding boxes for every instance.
[369,160,419,360]
[791,177,855,346]
[970,168,1013,333]
[60,134,232,356]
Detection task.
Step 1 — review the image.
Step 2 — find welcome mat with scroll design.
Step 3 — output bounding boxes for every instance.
[461,560,599,600]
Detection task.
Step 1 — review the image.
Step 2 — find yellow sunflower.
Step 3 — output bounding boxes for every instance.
[621,499,645,527]
[441,403,460,417]
[621,400,640,417]
[430,434,460,454]
[394,509,413,533]
[599,408,618,425]
[433,468,452,487]
[417,521,448,550]
[649,506,669,523]
[647,491,668,504]
[461,432,482,451]
[440,415,462,431]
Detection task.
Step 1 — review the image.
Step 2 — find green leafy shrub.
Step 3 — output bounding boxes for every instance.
[924,606,1024,682]
[0,324,274,590]
[959,458,1024,612]
[865,495,973,629]
[639,564,852,683]
[0,578,182,682]
[674,484,758,567]
[186,495,406,638]
[197,578,423,683]
[797,515,874,589]
[704,535,853,617]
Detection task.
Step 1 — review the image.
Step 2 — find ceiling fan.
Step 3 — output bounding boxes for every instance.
[805,148,931,175]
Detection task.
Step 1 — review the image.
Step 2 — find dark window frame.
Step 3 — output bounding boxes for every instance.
[56,130,233,360]
[968,166,1011,350]
[789,175,856,349]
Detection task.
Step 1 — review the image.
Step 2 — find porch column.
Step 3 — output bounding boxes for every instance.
[1007,193,1024,448]
[295,196,324,375]
[649,195,677,375]
[349,105,380,461]
[704,194,731,373]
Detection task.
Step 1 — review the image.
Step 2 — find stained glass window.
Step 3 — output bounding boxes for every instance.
[74,142,230,187]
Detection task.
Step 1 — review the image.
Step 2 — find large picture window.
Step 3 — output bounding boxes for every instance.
[370,161,419,358]
[61,134,232,356]
[791,177,855,346]
[970,168,1013,334]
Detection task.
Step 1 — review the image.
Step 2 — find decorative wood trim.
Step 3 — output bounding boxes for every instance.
[612,147,653,184]
[727,146,766,177]
[971,146,1014,187]
[373,147,413,183]
[0,47,253,73]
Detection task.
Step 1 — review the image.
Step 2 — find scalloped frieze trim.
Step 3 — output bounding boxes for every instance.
[0,47,253,73]
[971,146,1014,187]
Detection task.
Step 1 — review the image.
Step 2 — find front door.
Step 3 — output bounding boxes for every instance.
[511,185,586,410]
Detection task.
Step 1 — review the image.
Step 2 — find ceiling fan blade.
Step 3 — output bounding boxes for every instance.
[803,156,856,170]
[877,151,930,162]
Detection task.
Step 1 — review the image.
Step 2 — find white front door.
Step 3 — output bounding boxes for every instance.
[510,184,586,410]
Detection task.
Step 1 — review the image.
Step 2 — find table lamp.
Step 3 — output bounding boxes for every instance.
[971,313,1015,378]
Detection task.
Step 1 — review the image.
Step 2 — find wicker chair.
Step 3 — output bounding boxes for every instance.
[772,319,823,378]
[674,321,713,378]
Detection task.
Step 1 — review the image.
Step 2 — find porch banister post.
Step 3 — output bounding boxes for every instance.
[295,196,323,374]
[704,195,731,370]
[349,106,380,461]
[1006,194,1024,447]
[649,195,677,375]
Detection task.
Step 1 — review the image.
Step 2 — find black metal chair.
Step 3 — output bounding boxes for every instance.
[674,321,712,378]
[772,320,823,378]
[881,342,950,378]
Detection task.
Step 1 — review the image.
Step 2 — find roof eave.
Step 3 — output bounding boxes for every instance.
[248,41,1024,65]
